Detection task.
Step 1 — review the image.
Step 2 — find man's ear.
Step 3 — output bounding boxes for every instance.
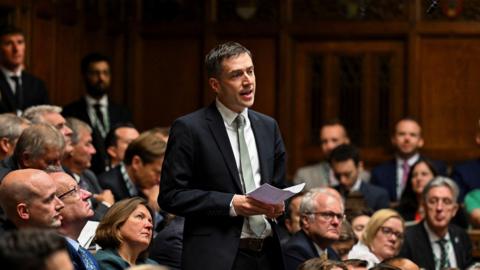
[107,146,118,160]
[20,152,31,168]
[0,138,11,154]
[17,203,29,220]
[209,77,220,94]
[417,137,424,149]
[131,155,143,170]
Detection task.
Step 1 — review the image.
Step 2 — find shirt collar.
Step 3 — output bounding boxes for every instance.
[396,153,420,167]
[351,177,362,192]
[65,236,80,251]
[423,220,450,243]
[85,94,108,107]
[215,98,248,126]
[0,66,22,78]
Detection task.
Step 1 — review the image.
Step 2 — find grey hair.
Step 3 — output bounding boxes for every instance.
[299,188,344,219]
[23,105,63,124]
[66,117,92,145]
[422,176,459,203]
[0,114,30,142]
[13,123,65,160]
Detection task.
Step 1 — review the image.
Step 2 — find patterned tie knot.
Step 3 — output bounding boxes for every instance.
[437,238,447,245]
[235,114,246,129]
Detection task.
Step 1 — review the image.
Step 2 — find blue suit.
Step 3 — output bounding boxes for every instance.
[65,240,100,270]
[159,103,286,270]
[283,230,339,270]
[451,159,480,202]
[371,158,447,201]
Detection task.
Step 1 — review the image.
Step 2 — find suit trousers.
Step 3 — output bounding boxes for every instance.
[231,237,279,270]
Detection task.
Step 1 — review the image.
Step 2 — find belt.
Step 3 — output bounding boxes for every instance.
[238,237,269,252]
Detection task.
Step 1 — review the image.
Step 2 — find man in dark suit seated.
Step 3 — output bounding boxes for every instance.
[451,119,480,202]
[0,123,65,181]
[399,176,473,270]
[0,169,64,232]
[283,189,343,270]
[104,123,139,171]
[63,117,114,221]
[159,42,286,270]
[63,53,132,175]
[98,131,166,229]
[0,25,50,115]
[50,171,101,270]
[330,144,389,211]
[371,117,447,202]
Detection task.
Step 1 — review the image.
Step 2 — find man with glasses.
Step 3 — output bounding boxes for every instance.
[50,171,100,270]
[399,176,472,270]
[329,144,389,211]
[0,169,64,232]
[283,188,343,270]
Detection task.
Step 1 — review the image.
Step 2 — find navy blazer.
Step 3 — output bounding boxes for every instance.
[451,159,480,202]
[335,181,390,211]
[371,157,447,201]
[283,230,339,270]
[98,165,131,202]
[158,103,286,270]
[62,97,131,174]
[0,70,49,113]
[399,221,472,270]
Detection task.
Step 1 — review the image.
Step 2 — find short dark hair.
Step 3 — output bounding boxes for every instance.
[81,52,111,75]
[205,41,252,78]
[104,122,136,148]
[0,25,24,39]
[329,144,360,166]
[0,229,68,270]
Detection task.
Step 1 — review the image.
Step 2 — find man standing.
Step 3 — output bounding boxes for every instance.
[283,189,343,270]
[0,26,49,115]
[399,176,472,269]
[371,118,447,202]
[159,42,286,270]
[63,53,132,174]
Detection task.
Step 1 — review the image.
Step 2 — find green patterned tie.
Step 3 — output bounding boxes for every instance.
[236,114,266,237]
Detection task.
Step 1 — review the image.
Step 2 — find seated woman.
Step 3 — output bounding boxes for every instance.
[347,209,405,268]
[94,197,158,270]
[396,158,438,224]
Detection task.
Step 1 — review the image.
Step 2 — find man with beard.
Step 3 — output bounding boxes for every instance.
[62,53,131,174]
[283,189,343,270]
[370,118,447,202]
[399,176,472,269]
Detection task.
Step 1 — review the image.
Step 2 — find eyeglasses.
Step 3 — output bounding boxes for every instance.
[58,185,80,200]
[307,211,345,222]
[379,226,404,239]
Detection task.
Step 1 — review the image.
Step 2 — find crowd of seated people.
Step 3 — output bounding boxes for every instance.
[2,24,480,270]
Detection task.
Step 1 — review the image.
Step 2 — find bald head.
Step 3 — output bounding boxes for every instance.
[0,169,64,229]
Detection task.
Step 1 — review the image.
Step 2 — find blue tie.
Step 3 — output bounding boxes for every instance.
[78,246,99,270]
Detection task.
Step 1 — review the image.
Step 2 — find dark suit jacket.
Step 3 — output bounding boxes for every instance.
[0,156,19,182]
[158,103,286,270]
[98,165,130,202]
[399,221,472,270]
[62,97,131,174]
[371,157,447,201]
[283,230,339,270]
[335,181,390,211]
[150,216,184,270]
[0,70,49,113]
[451,159,480,202]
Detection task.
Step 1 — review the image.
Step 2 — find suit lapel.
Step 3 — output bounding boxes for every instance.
[449,226,463,267]
[419,222,436,269]
[205,104,243,192]
[249,110,268,184]
[0,72,16,111]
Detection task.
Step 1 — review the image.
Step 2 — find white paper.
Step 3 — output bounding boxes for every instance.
[247,183,305,204]
[78,221,99,249]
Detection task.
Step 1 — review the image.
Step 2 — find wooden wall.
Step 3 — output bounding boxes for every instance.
[2,0,480,181]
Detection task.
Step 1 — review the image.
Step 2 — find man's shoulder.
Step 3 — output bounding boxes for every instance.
[284,230,311,250]
[63,98,86,112]
[361,181,388,194]
[21,71,45,83]
[453,159,480,173]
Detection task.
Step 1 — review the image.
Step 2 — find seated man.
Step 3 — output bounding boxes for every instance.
[63,117,114,220]
[371,118,447,202]
[98,131,166,226]
[104,122,139,171]
[0,169,64,231]
[399,176,472,269]
[0,113,30,160]
[330,144,389,211]
[0,229,74,270]
[294,120,371,189]
[283,188,343,270]
[451,119,480,201]
[50,171,100,270]
[0,123,65,181]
